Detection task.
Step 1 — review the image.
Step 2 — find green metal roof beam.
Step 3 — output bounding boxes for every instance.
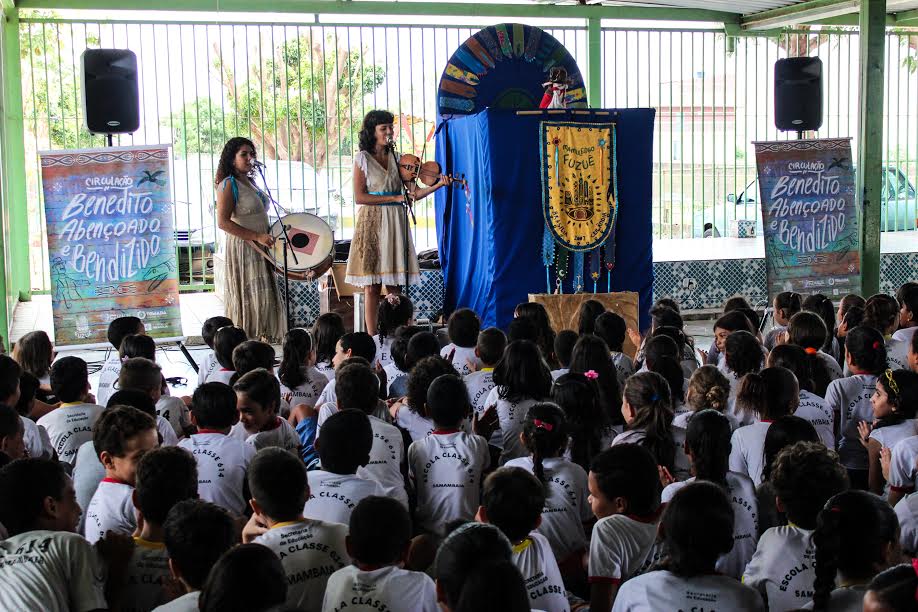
[893,8,918,23]
[14,0,741,23]
[741,0,859,30]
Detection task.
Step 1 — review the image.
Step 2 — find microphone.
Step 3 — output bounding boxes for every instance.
[252,160,266,168]
[386,136,395,152]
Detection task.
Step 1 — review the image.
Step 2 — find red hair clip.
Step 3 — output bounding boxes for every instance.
[911,558,918,601]
[804,347,819,355]
[532,419,554,432]
[873,340,882,350]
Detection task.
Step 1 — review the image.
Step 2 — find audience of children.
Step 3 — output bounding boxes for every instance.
[5,282,918,612]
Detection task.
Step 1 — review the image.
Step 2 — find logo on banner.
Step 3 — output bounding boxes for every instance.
[540,122,617,251]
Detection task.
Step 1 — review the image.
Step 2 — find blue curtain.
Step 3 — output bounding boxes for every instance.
[434,108,656,331]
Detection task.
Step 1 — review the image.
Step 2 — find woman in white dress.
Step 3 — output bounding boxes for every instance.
[346,110,446,335]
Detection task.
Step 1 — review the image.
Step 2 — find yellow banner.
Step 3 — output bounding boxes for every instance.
[541,122,617,252]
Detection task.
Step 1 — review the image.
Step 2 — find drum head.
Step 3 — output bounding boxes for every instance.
[268,213,335,274]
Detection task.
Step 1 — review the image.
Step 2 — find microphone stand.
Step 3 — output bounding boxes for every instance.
[254,162,298,331]
[388,140,415,299]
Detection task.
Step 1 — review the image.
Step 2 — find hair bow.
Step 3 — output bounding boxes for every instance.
[385,294,402,307]
[584,370,599,380]
[873,340,882,350]
[533,419,554,432]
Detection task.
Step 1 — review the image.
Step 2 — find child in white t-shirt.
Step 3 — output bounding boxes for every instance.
[785,311,844,381]
[243,448,349,610]
[409,374,490,535]
[382,328,414,399]
[729,367,799,487]
[464,327,506,413]
[505,403,591,571]
[391,355,457,443]
[38,356,104,465]
[198,316,233,386]
[766,344,835,447]
[663,410,758,579]
[826,326,886,489]
[154,499,236,612]
[587,444,664,612]
[312,312,345,382]
[441,308,483,376]
[550,329,577,380]
[118,356,191,441]
[613,481,764,612]
[647,356,689,418]
[374,293,413,370]
[0,458,116,612]
[231,369,300,454]
[806,489,901,612]
[337,362,409,508]
[97,315,146,407]
[743,441,849,612]
[594,312,635,390]
[277,328,330,410]
[434,522,519,610]
[484,339,553,464]
[84,405,159,544]
[674,365,735,431]
[719,330,765,425]
[178,382,256,516]
[322,496,438,612]
[0,404,25,463]
[0,357,52,460]
[208,326,248,387]
[478,467,569,612]
[764,291,801,351]
[314,332,380,417]
[304,409,384,526]
[117,446,199,612]
[858,369,918,495]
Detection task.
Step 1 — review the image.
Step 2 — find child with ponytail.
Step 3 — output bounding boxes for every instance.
[505,403,592,570]
[786,310,843,381]
[826,325,887,490]
[803,293,841,359]
[810,490,901,611]
[311,313,345,381]
[864,564,918,612]
[890,283,918,371]
[729,367,799,486]
[662,410,758,579]
[613,482,764,611]
[674,365,735,430]
[858,369,918,495]
[721,330,765,425]
[277,328,329,409]
[374,294,413,369]
[767,344,834,447]
[612,371,689,479]
[570,334,623,431]
[551,373,609,472]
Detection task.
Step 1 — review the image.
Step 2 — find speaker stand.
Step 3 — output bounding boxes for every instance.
[796,130,804,140]
[105,134,113,147]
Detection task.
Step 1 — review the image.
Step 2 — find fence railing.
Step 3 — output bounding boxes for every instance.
[17,15,918,292]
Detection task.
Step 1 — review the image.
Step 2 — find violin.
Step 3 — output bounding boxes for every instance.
[398,153,467,188]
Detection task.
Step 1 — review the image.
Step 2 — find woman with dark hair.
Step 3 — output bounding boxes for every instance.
[215,136,286,341]
[345,110,447,335]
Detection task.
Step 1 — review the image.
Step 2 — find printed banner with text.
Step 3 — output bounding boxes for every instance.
[40,145,182,347]
[753,138,860,299]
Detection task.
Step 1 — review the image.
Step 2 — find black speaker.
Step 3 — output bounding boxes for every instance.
[774,57,823,132]
[81,49,140,134]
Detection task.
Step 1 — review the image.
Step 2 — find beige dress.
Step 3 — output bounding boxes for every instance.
[219,176,287,341]
[345,150,420,287]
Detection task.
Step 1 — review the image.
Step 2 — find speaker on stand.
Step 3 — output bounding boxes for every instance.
[81,49,140,145]
[774,56,823,139]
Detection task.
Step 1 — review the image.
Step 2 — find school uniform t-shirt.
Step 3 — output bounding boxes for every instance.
[513,532,570,612]
[156,396,191,439]
[818,350,843,380]
[357,415,408,508]
[505,456,592,561]
[21,415,52,459]
[231,418,300,454]
[254,519,350,611]
[550,367,569,380]
[178,432,256,515]
[729,421,771,487]
[801,586,865,611]
[408,430,490,535]
[83,478,137,544]
[441,344,482,376]
[611,426,691,480]
[895,492,918,554]
[887,337,911,371]
[37,402,104,466]
[612,570,765,612]
[485,387,539,463]
[304,471,384,526]
[0,530,106,612]
[374,334,395,370]
[588,514,662,585]
[120,537,171,612]
[208,369,236,386]
[764,326,787,352]
[889,435,918,495]
[871,419,918,452]
[795,389,835,448]
[383,362,407,398]
[315,360,335,381]
[464,368,496,415]
[395,406,436,443]
[611,352,635,389]
[96,352,123,407]
[73,440,105,534]
[743,525,816,612]
[152,591,200,612]
[321,565,438,612]
[826,374,878,471]
[279,366,329,409]
[198,351,220,385]
[662,472,759,579]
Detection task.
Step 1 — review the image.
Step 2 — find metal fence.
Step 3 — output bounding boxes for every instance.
[17,15,918,292]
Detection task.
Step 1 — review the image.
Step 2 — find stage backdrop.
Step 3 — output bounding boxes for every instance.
[40,145,183,349]
[434,108,655,330]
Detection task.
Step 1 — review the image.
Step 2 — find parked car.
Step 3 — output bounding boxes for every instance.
[692,166,918,237]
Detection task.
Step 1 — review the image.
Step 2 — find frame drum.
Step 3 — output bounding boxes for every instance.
[268,213,335,278]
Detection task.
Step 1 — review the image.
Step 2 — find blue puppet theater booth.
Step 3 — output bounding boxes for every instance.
[434,108,656,330]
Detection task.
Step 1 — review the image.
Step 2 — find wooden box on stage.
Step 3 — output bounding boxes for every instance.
[529,292,640,359]
[319,264,389,333]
